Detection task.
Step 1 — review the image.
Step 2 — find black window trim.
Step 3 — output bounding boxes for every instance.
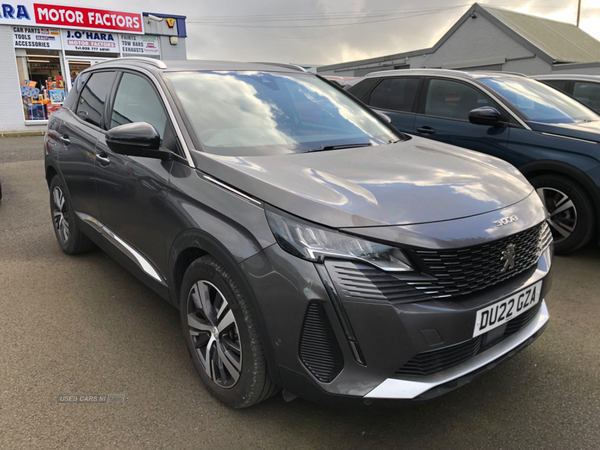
[73,69,119,132]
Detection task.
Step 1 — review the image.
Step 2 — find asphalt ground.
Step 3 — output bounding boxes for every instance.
[1,136,599,450]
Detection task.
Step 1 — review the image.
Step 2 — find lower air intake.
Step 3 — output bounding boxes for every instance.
[299,302,344,383]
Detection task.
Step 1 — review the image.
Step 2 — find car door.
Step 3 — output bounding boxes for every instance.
[58,70,117,219]
[413,77,509,160]
[364,77,421,133]
[94,71,182,281]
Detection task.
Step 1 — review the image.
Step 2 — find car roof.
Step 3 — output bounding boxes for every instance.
[532,74,600,82]
[356,68,527,80]
[88,57,308,74]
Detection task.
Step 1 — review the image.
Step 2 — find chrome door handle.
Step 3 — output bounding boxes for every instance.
[60,134,70,145]
[96,152,110,165]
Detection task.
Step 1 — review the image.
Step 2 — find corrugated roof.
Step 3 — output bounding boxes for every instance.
[481,5,600,63]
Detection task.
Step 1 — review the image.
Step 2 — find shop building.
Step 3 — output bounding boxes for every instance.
[1,2,187,132]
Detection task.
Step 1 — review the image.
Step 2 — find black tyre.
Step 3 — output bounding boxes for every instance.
[49,176,95,255]
[180,255,278,408]
[529,174,595,254]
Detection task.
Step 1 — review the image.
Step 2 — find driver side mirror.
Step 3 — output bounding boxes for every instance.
[376,110,392,124]
[468,107,505,127]
[106,122,172,160]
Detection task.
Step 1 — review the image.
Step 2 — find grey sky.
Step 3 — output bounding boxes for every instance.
[73,0,599,65]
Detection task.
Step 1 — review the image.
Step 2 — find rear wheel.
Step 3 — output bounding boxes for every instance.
[529,174,595,254]
[49,176,95,255]
[180,255,278,408]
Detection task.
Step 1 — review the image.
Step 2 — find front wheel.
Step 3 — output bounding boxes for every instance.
[180,255,278,408]
[49,176,95,255]
[530,174,595,254]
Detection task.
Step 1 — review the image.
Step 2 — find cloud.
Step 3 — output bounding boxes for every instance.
[68,0,600,65]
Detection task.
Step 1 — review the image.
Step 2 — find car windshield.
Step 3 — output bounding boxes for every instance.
[165,71,399,156]
[479,77,599,124]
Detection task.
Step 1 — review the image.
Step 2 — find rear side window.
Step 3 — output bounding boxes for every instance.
[369,78,419,112]
[346,77,380,101]
[543,80,568,93]
[425,79,492,121]
[76,71,117,128]
[572,81,600,112]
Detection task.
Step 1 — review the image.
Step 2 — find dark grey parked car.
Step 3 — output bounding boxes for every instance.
[44,58,552,408]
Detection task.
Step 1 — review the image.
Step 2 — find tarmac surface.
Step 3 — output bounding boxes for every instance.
[1,136,599,449]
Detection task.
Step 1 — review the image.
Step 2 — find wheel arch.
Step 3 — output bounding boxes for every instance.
[168,229,281,385]
[519,159,600,231]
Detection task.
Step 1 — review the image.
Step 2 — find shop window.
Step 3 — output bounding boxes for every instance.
[15,49,66,121]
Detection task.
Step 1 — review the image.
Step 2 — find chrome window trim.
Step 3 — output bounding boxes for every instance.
[76,212,164,283]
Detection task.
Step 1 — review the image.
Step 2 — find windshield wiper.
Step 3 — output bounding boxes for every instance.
[311,142,373,152]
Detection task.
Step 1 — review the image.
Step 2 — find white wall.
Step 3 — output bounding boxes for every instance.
[0,25,41,132]
[423,14,533,68]
[159,36,187,60]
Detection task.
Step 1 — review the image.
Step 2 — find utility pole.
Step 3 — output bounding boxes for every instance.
[576,0,581,27]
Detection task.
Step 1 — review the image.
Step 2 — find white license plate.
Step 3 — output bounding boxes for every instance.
[473,280,542,337]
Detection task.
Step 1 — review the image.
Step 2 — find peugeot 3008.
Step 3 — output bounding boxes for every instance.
[44,58,552,408]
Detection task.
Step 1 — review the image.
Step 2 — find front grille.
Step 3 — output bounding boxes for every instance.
[411,222,552,298]
[395,302,542,377]
[299,302,344,383]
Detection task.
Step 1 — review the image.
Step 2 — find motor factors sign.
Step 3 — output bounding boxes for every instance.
[1,2,144,34]
[62,29,119,52]
[13,26,62,49]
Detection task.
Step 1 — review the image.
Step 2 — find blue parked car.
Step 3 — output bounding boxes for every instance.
[346,69,600,253]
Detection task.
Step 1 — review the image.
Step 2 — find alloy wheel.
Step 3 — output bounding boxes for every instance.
[536,187,577,244]
[186,280,242,388]
[52,186,69,244]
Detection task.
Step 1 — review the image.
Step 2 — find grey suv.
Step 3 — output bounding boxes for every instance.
[44,58,552,408]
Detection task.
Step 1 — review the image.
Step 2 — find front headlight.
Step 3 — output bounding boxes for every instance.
[265,208,413,272]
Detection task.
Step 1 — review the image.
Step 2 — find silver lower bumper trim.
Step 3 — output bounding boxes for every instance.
[365,300,549,399]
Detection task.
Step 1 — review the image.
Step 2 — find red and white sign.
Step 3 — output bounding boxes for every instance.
[0,2,144,34]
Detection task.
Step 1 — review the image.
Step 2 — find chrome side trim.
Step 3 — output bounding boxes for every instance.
[76,212,163,283]
[365,300,549,399]
[202,175,263,206]
[539,132,598,145]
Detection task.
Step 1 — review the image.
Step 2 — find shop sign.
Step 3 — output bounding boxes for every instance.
[120,34,159,55]
[1,2,144,34]
[13,26,62,49]
[61,29,119,53]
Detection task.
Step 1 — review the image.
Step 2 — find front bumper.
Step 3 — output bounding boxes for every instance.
[366,300,549,399]
[241,241,552,405]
